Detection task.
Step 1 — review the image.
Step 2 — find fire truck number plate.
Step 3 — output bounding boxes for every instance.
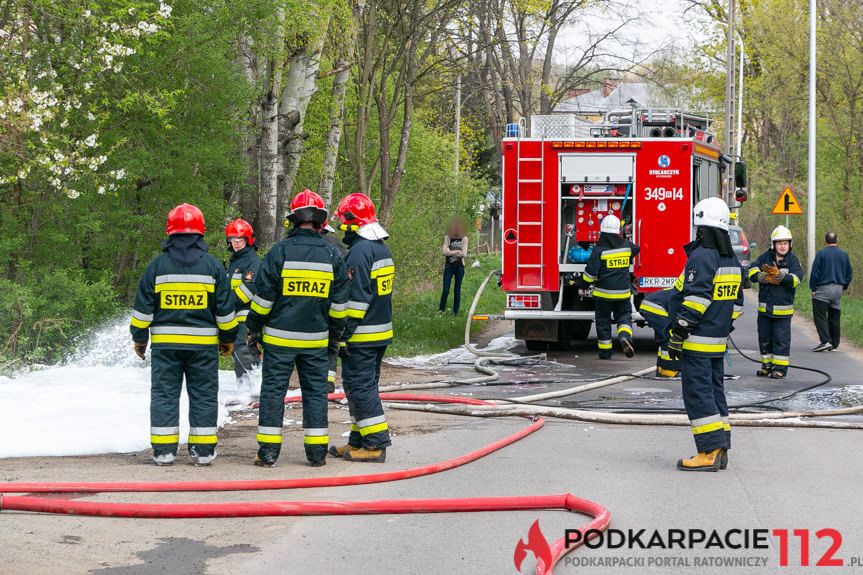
[639,277,678,289]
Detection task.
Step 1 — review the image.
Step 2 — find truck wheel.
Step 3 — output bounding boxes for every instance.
[570,320,592,341]
[525,340,548,351]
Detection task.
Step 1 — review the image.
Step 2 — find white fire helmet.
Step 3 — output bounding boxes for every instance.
[693,197,730,231]
[771,225,793,248]
[600,214,621,234]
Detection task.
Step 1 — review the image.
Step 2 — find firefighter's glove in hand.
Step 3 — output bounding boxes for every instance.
[219,341,233,357]
[755,272,769,284]
[765,274,782,285]
[668,315,697,361]
[247,331,262,357]
[134,341,147,361]
[338,342,351,359]
[761,263,779,276]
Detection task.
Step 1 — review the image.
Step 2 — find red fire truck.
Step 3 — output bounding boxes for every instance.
[500,108,735,350]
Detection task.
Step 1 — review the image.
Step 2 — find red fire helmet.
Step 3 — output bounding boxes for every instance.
[336,193,377,229]
[166,203,205,235]
[225,218,255,245]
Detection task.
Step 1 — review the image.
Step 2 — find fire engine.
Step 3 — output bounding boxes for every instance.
[500,108,743,350]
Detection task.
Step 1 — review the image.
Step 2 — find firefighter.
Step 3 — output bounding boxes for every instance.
[748,225,803,379]
[225,218,262,389]
[667,197,743,472]
[638,283,681,377]
[246,190,349,467]
[130,203,238,466]
[328,193,394,463]
[320,222,347,394]
[583,214,640,359]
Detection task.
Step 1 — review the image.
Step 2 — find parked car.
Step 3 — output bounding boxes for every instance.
[729,223,754,287]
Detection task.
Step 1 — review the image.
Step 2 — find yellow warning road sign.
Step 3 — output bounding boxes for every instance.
[772,187,803,215]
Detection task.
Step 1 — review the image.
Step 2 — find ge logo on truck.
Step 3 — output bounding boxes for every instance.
[657,155,671,168]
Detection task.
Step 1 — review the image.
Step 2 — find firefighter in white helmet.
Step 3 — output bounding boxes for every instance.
[666,197,744,471]
[747,225,803,379]
[583,214,640,359]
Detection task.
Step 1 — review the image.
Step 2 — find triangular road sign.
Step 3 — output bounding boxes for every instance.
[772,187,803,215]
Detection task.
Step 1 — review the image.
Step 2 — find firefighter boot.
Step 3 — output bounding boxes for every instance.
[769,370,787,379]
[343,447,386,463]
[756,364,772,377]
[308,457,327,467]
[656,367,679,378]
[254,445,280,467]
[720,449,728,470]
[190,445,217,467]
[621,338,635,359]
[328,444,360,458]
[153,452,176,466]
[676,448,723,472]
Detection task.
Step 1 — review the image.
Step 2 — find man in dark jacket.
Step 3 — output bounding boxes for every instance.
[225,218,262,388]
[246,190,349,467]
[747,225,804,378]
[584,215,640,359]
[328,193,394,463]
[809,231,853,351]
[131,203,238,466]
[667,197,743,472]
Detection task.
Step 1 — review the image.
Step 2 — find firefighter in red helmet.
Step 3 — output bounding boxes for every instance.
[246,190,350,467]
[225,218,262,390]
[130,203,238,466]
[328,193,394,463]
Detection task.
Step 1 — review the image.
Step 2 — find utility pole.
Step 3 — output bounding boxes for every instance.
[724,0,736,204]
[807,0,817,272]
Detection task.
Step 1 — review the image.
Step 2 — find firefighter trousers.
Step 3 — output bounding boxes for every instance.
[757,315,791,376]
[231,321,261,383]
[644,315,679,372]
[342,345,391,450]
[327,349,338,390]
[681,353,730,453]
[257,346,329,463]
[150,348,219,458]
[594,299,632,359]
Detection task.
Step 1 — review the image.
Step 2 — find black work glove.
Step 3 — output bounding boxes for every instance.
[338,341,351,359]
[246,330,262,357]
[668,315,697,361]
[134,341,147,361]
[667,332,683,361]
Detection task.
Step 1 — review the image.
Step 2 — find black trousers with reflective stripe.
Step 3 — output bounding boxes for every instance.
[231,321,261,381]
[594,299,632,358]
[681,353,730,453]
[643,313,679,372]
[757,315,791,375]
[258,345,329,462]
[150,348,219,457]
[342,345,391,449]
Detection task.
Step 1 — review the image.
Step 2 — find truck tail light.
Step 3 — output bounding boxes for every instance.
[507,294,540,309]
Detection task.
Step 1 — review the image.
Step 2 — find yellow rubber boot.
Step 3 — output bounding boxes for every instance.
[676,448,723,472]
[328,444,360,458]
[656,367,679,378]
[343,447,386,463]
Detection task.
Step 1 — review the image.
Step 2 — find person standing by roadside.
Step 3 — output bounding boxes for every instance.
[439,218,468,315]
[131,203,238,466]
[810,231,853,352]
[224,219,261,390]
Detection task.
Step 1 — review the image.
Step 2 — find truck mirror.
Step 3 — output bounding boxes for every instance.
[734,161,747,188]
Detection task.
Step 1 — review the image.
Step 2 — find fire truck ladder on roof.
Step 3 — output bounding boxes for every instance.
[515,138,544,289]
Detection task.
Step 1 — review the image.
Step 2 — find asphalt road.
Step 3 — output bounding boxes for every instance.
[3,292,862,575]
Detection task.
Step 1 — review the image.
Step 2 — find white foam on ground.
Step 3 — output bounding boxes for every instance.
[386,335,518,368]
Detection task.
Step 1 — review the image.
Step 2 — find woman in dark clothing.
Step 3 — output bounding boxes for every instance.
[439,219,468,315]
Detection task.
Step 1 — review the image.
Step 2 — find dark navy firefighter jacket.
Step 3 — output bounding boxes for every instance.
[747,249,804,318]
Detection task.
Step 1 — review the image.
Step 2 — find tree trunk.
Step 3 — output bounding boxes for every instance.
[257,7,286,248]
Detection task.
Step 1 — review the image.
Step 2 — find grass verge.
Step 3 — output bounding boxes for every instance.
[389,255,505,358]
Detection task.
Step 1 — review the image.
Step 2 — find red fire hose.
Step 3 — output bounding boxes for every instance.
[0,393,610,575]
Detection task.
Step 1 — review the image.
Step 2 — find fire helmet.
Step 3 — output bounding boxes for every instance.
[771,225,792,248]
[166,203,205,235]
[600,214,621,234]
[692,197,730,231]
[286,189,328,227]
[336,193,378,231]
[225,218,255,246]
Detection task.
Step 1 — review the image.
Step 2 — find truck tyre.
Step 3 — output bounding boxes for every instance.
[570,320,592,341]
[525,340,548,351]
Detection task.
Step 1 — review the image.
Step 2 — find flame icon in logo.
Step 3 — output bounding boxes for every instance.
[514,519,552,572]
